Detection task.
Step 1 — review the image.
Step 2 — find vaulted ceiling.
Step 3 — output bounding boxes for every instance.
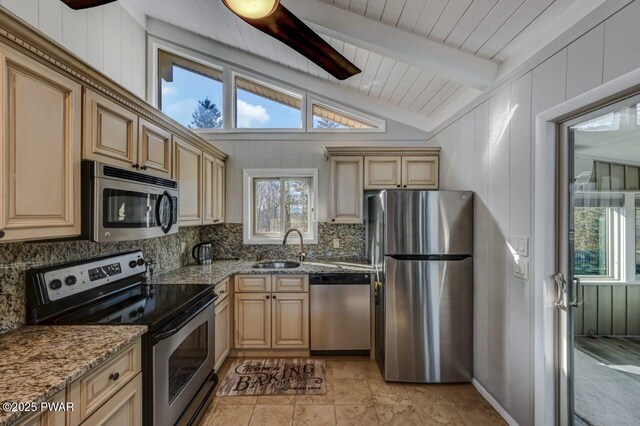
[123,0,582,130]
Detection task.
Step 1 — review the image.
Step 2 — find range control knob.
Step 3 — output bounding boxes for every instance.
[65,275,77,286]
[129,260,137,268]
[137,258,145,266]
[49,279,63,290]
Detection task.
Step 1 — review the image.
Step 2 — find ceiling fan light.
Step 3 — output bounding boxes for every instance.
[223,0,279,19]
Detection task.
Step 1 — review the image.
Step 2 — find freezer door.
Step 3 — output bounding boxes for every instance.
[384,191,473,255]
[384,256,473,383]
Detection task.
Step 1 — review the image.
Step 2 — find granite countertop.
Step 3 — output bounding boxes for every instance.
[154,259,373,286]
[0,325,147,426]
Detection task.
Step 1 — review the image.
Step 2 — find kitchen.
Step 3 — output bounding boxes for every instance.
[1,1,640,426]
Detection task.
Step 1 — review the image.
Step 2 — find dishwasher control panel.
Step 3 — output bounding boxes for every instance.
[309,273,371,284]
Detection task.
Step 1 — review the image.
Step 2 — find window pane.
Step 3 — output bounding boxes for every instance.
[574,207,609,276]
[254,179,281,234]
[235,77,302,129]
[284,178,310,233]
[312,104,375,129]
[160,55,223,129]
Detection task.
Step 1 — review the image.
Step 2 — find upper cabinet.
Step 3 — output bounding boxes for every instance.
[138,118,172,178]
[326,147,440,224]
[0,9,228,243]
[83,89,138,169]
[174,137,203,226]
[0,46,82,242]
[328,156,364,224]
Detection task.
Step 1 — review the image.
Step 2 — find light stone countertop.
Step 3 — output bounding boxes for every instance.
[0,325,147,426]
[154,259,374,286]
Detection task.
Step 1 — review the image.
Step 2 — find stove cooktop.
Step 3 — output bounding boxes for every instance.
[50,283,215,331]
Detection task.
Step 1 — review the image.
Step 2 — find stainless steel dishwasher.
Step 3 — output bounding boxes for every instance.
[310,273,372,356]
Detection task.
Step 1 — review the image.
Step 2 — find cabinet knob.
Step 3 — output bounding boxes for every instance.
[273,295,277,299]
[132,163,140,169]
[266,295,270,299]
[397,185,401,188]
[403,185,407,188]
[331,219,335,222]
[0,230,4,238]
[141,166,148,171]
[109,372,120,381]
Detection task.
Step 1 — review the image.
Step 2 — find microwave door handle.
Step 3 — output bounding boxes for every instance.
[156,191,173,234]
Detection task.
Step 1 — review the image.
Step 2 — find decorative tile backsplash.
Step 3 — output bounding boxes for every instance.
[0,227,202,334]
[200,223,366,261]
[0,223,365,334]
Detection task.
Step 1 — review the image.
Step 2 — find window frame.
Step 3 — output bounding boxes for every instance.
[307,96,386,133]
[232,71,306,132]
[243,169,318,245]
[150,40,387,134]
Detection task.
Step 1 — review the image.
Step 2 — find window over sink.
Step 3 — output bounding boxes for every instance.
[243,169,318,244]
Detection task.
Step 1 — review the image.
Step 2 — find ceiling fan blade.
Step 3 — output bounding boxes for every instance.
[60,0,118,10]
[231,4,361,81]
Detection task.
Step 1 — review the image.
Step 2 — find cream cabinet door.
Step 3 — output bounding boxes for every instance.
[15,391,65,426]
[364,156,401,189]
[138,118,171,178]
[173,137,203,226]
[272,293,309,349]
[81,373,142,426]
[215,159,226,223]
[401,156,439,189]
[328,156,363,223]
[214,296,231,371]
[204,154,225,225]
[235,293,271,349]
[0,48,82,242]
[83,89,138,168]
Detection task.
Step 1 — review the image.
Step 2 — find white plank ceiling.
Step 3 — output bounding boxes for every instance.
[126,0,577,124]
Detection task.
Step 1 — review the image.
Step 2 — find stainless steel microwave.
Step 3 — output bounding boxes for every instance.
[82,161,179,242]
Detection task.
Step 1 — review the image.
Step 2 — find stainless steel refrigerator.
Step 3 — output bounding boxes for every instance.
[368,190,473,383]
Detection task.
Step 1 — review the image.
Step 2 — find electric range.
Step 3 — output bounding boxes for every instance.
[26,250,218,426]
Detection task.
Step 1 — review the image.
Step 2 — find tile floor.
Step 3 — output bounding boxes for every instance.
[198,357,506,426]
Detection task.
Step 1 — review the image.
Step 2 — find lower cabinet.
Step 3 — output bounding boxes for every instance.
[81,374,142,426]
[271,293,309,349]
[234,275,309,350]
[16,338,143,426]
[214,294,231,371]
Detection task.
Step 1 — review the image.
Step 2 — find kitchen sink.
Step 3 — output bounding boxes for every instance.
[251,261,301,269]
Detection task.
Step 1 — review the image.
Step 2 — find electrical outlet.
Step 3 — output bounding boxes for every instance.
[513,258,529,281]
[181,242,187,253]
[333,239,340,249]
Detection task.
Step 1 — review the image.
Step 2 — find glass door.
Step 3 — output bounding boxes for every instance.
[558,95,640,426]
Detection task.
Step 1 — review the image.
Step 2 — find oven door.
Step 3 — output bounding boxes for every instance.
[152,299,215,426]
[95,177,178,242]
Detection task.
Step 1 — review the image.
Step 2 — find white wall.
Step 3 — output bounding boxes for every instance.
[210,128,427,224]
[1,0,146,98]
[425,1,640,424]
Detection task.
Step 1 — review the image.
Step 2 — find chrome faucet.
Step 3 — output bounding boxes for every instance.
[283,228,307,262]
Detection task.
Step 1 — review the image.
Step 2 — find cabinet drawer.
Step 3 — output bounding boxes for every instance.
[272,275,309,292]
[69,339,141,424]
[235,275,271,292]
[81,373,142,426]
[215,277,230,304]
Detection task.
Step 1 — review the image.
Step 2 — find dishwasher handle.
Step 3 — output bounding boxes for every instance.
[309,273,371,285]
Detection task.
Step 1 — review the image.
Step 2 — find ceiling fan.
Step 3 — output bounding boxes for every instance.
[59,0,361,81]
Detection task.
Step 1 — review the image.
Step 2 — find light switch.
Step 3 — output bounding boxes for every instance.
[333,239,340,249]
[511,235,529,257]
[513,258,529,281]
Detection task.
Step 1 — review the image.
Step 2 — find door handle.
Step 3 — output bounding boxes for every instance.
[554,273,568,311]
[570,277,583,308]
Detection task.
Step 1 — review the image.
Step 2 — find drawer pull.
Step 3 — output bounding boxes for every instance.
[109,372,120,381]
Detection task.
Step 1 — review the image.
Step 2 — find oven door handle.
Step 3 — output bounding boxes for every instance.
[153,295,215,341]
